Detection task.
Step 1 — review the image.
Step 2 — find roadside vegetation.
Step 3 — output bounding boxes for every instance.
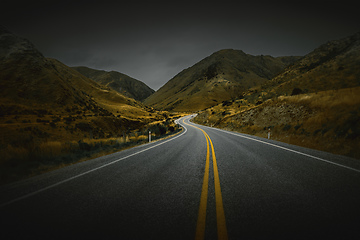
[0,106,183,185]
[194,87,360,159]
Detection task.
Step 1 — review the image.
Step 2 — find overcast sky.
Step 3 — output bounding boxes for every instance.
[2,1,359,90]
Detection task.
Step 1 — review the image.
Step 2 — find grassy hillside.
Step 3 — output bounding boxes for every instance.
[194,87,360,159]
[144,49,300,111]
[194,32,360,159]
[0,28,178,184]
[255,32,360,99]
[72,66,155,101]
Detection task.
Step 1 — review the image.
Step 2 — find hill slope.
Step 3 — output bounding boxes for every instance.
[0,27,169,182]
[0,26,140,113]
[72,66,154,102]
[257,32,360,98]
[144,49,299,111]
[194,32,360,159]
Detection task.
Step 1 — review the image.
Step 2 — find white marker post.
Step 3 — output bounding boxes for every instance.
[268,128,271,139]
[149,131,151,143]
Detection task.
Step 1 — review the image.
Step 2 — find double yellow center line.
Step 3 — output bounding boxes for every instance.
[183,119,228,240]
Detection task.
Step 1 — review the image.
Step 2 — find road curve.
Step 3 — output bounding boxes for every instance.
[1,115,360,239]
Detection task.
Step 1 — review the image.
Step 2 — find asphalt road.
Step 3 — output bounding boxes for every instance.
[1,115,360,239]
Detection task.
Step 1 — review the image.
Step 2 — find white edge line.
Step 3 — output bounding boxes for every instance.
[1,118,189,207]
[196,123,360,174]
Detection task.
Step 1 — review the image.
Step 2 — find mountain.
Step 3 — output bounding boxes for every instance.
[193,32,360,159]
[0,26,136,110]
[144,49,300,111]
[0,27,178,183]
[0,27,167,167]
[258,32,360,97]
[72,66,154,102]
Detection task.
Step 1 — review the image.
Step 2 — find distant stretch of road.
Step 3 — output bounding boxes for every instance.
[1,115,360,239]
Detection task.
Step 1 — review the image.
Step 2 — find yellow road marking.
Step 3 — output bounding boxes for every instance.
[206,132,228,240]
[182,118,228,240]
[194,130,210,240]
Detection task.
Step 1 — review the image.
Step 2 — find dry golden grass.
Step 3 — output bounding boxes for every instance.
[1,31,181,184]
[279,87,360,108]
[0,114,183,185]
[195,87,360,159]
[38,141,63,157]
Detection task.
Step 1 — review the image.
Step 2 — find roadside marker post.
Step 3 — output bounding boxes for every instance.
[149,131,151,143]
[268,128,271,139]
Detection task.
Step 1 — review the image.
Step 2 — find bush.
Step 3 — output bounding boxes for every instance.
[64,116,74,124]
[78,140,92,151]
[168,126,175,132]
[75,122,92,132]
[158,124,167,135]
[282,124,292,131]
[222,100,232,107]
[291,88,303,96]
[294,124,302,131]
[36,119,50,123]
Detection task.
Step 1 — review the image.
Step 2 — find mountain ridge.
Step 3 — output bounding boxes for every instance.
[193,32,360,159]
[0,27,177,183]
[0,27,165,154]
[144,49,300,111]
[72,66,154,102]
[253,31,360,99]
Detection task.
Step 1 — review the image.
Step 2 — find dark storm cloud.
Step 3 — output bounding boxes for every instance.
[1,0,359,90]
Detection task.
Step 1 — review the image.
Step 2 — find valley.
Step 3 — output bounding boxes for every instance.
[0,27,181,184]
[1,26,359,185]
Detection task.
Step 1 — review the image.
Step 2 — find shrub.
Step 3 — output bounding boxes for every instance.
[291,88,303,96]
[36,119,50,123]
[64,116,74,124]
[222,100,232,107]
[168,126,175,132]
[75,122,92,132]
[158,124,167,135]
[282,124,292,131]
[78,140,92,151]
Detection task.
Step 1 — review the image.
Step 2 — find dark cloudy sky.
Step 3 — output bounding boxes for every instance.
[2,0,359,90]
